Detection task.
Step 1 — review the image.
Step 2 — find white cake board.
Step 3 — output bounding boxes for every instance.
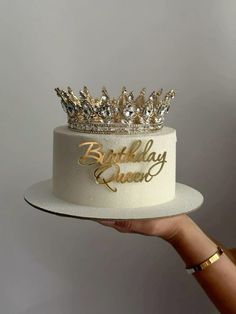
[24,179,203,220]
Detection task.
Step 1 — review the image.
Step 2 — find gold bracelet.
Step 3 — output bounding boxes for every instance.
[186,246,224,274]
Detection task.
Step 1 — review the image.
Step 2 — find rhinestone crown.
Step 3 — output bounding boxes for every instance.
[55,86,176,134]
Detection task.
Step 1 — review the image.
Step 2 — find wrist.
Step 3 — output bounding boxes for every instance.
[159,214,192,244]
[166,214,195,245]
[166,215,217,267]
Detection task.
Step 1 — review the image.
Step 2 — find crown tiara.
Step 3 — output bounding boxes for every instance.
[55,86,176,134]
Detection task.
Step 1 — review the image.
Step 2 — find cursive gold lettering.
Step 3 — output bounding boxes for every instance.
[78,140,168,192]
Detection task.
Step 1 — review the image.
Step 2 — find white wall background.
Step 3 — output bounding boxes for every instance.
[0,0,235,313]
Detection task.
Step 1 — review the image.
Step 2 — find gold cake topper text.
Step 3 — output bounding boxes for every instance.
[78,140,167,192]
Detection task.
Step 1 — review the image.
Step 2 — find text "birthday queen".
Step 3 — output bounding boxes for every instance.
[78,140,167,192]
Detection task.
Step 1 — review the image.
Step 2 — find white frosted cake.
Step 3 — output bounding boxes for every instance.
[53,86,176,209]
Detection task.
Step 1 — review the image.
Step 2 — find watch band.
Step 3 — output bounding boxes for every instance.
[186,246,224,274]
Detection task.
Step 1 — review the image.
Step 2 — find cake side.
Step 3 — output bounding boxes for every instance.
[52,125,176,208]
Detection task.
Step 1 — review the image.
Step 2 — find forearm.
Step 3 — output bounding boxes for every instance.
[169,216,236,313]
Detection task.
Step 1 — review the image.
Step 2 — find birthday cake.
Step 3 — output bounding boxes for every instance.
[53,86,176,209]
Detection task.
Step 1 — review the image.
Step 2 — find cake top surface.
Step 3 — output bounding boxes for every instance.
[54,86,176,135]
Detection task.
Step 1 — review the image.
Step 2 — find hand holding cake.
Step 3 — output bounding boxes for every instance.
[97,214,236,313]
[97,213,187,241]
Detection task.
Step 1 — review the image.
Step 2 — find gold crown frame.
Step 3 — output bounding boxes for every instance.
[55,86,175,134]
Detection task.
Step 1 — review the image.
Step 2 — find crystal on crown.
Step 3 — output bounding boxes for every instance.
[54,86,175,134]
